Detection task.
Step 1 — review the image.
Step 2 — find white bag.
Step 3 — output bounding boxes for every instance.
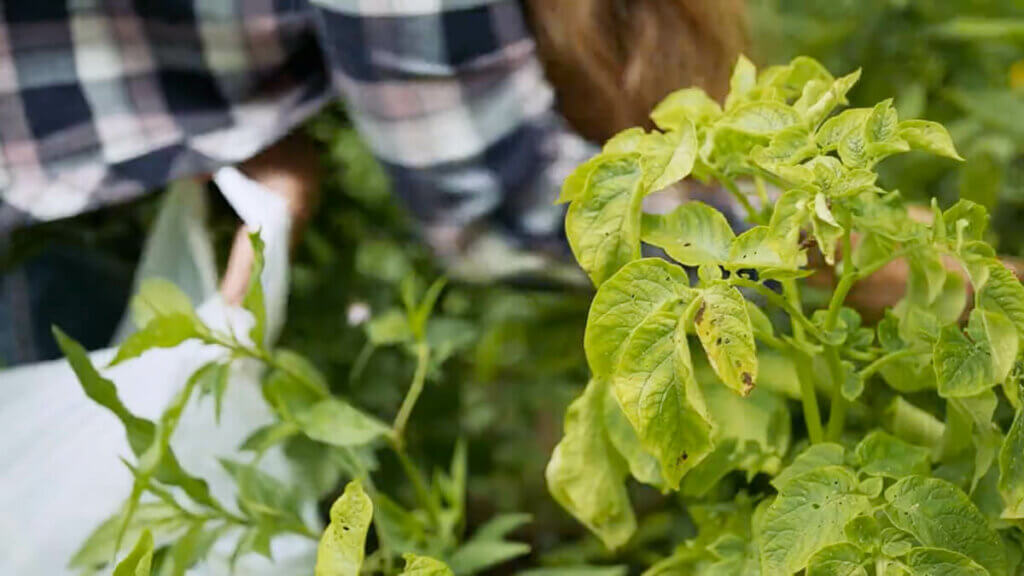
[0,168,316,575]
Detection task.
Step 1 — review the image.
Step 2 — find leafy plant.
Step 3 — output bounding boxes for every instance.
[548,54,1024,574]
[58,234,530,575]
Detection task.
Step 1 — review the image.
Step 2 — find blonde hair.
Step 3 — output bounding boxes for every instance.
[525,0,747,142]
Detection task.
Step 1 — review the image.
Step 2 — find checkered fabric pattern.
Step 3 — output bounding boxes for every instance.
[0,0,592,243]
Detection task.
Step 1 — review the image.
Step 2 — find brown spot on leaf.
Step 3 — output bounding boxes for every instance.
[694,302,706,325]
[741,372,755,396]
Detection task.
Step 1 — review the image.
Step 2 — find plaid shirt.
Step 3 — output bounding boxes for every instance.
[0,0,592,243]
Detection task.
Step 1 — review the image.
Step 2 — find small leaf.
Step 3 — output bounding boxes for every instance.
[244,231,267,348]
[725,54,757,110]
[865,99,900,144]
[933,319,996,399]
[694,283,758,396]
[884,475,1007,576]
[129,278,197,328]
[771,443,846,490]
[806,542,868,576]
[297,398,391,448]
[899,119,963,160]
[110,314,205,366]
[978,263,1024,340]
[651,87,722,130]
[817,109,870,152]
[722,101,802,136]
[400,554,454,576]
[546,379,636,550]
[855,430,931,479]
[641,120,698,191]
[566,156,646,286]
[113,530,154,576]
[640,202,735,266]
[316,480,373,576]
[447,514,531,576]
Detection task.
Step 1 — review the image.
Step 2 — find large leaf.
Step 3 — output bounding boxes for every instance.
[651,87,723,130]
[694,282,758,396]
[933,319,996,399]
[546,379,636,550]
[566,156,646,286]
[978,264,1024,339]
[904,548,989,576]
[640,202,735,266]
[316,480,374,576]
[757,466,873,575]
[805,542,868,576]
[898,120,962,160]
[584,258,692,377]
[613,302,713,489]
[884,475,1007,576]
[641,120,698,191]
[602,385,665,489]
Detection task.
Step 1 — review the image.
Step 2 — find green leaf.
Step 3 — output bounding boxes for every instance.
[722,102,802,137]
[613,300,713,489]
[193,361,231,424]
[771,443,846,491]
[566,156,646,286]
[546,379,636,550]
[400,554,454,576]
[903,548,989,576]
[884,475,1007,576]
[296,398,391,448]
[978,264,1024,340]
[817,109,870,152]
[113,530,154,576]
[694,282,758,396]
[602,384,665,489]
[843,516,880,551]
[447,514,531,576]
[641,202,735,266]
[556,154,603,205]
[865,99,900,144]
[998,409,1024,519]
[367,308,414,346]
[725,54,757,110]
[641,120,697,191]
[129,278,197,328]
[800,69,861,125]
[933,320,996,399]
[728,225,808,278]
[110,314,205,366]
[244,231,267,348]
[584,258,692,378]
[757,466,873,575]
[855,430,931,479]
[316,480,373,576]
[899,120,963,161]
[806,542,868,576]
[651,88,723,130]
[71,503,189,570]
[973,309,1019,384]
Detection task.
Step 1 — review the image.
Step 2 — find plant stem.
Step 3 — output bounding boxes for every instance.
[392,341,430,445]
[714,171,761,225]
[859,346,927,381]
[782,279,824,444]
[824,229,855,441]
[731,277,827,343]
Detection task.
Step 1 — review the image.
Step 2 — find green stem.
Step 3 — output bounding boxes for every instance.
[859,347,927,381]
[824,230,856,331]
[782,280,824,444]
[714,170,761,225]
[392,342,430,444]
[731,277,828,343]
[391,438,441,526]
[824,348,848,442]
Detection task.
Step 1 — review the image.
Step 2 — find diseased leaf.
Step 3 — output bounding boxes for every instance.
[641,202,735,266]
[978,264,1024,339]
[998,409,1024,519]
[855,430,931,479]
[806,542,868,576]
[694,283,758,396]
[316,480,373,576]
[584,258,692,377]
[758,466,873,575]
[884,475,1007,576]
[817,109,870,152]
[546,379,636,550]
[613,301,713,489]
[297,398,391,448]
[566,156,646,286]
[642,120,697,191]
[933,320,996,399]
[723,101,802,136]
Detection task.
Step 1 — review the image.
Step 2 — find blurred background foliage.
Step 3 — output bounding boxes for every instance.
[5,1,1024,571]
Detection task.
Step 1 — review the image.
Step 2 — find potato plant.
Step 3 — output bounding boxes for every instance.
[59,55,1024,576]
[547,55,1024,575]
